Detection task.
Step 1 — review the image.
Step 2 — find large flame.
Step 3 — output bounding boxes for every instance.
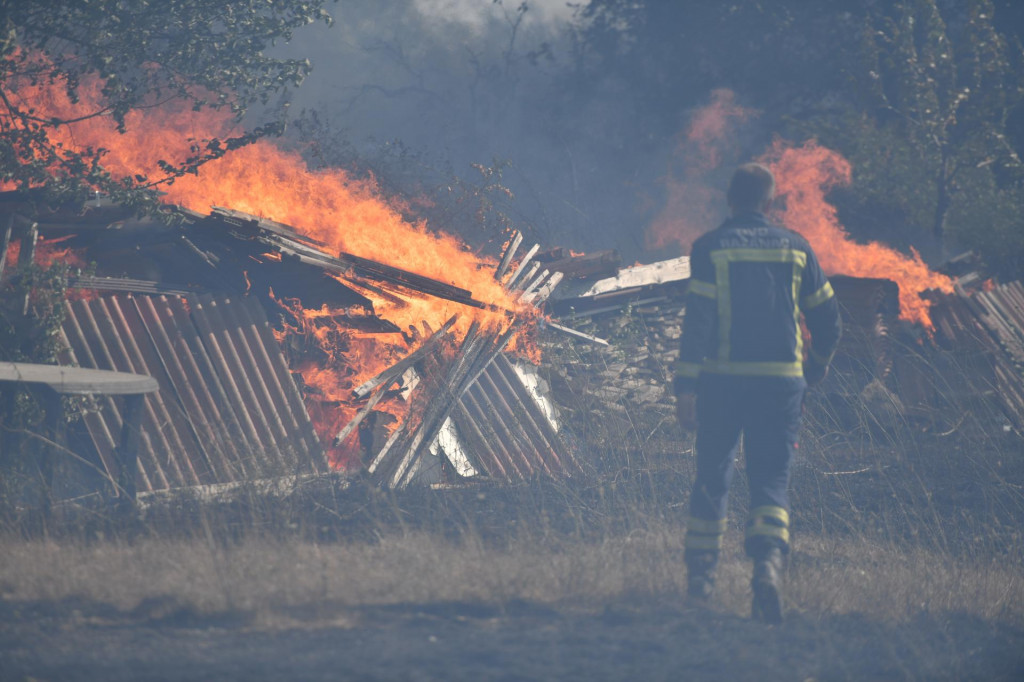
[645,88,954,328]
[7,65,531,467]
[762,139,954,328]
[648,89,755,251]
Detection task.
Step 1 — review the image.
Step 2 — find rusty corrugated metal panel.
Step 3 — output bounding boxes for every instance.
[61,293,325,492]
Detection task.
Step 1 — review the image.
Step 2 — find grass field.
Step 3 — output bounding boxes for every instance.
[1,354,1023,680]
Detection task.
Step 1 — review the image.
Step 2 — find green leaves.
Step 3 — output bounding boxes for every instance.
[0,0,337,210]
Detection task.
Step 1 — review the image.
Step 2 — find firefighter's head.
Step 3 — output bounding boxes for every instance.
[727,163,775,214]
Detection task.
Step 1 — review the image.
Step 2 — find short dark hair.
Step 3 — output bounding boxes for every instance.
[727,163,775,211]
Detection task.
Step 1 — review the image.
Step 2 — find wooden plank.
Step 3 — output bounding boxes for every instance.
[0,212,13,280]
[519,269,550,300]
[505,244,540,290]
[94,297,191,487]
[0,362,158,395]
[493,354,580,474]
[58,326,121,488]
[541,249,621,280]
[495,231,523,281]
[465,382,536,478]
[68,276,199,296]
[210,205,328,248]
[191,294,283,471]
[523,272,564,305]
[455,395,518,480]
[391,327,489,487]
[352,315,458,400]
[333,386,388,447]
[164,295,260,466]
[107,296,202,486]
[62,301,155,492]
[544,321,610,346]
[217,296,309,468]
[475,370,551,476]
[19,221,37,314]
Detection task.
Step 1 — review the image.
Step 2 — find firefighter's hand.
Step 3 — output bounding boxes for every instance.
[804,360,829,387]
[675,392,698,431]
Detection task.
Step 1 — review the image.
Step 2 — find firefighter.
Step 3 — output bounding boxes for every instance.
[673,162,841,624]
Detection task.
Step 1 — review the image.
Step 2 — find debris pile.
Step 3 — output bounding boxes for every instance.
[2,187,1021,504]
[0,195,581,500]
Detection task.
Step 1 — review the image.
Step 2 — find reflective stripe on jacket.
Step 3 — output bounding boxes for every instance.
[673,211,842,392]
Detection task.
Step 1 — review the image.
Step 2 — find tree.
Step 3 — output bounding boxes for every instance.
[0,0,333,211]
[853,0,1024,260]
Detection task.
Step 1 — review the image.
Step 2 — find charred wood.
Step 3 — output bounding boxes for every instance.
[352,315,458,400]
[541,250,621,280]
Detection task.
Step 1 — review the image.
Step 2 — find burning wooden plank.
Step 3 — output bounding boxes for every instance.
[522,271,564,306]
[505,243,540,290]
[495,231,523,281]
[337,251,487,309]
[0,213,13,280]
[210,206,327,249]
[335,316,459,448]
[519,268,550,300]
[350,315,458,400]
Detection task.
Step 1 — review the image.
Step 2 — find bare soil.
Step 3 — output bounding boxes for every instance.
[1,593,1022,682]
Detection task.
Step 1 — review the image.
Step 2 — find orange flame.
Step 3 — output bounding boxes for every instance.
[761,139,954,328]
[9,64,537,467]
[648,89,756,251]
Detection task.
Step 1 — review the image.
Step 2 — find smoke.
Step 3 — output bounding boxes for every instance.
[274,0,631,252]
[272,5,763,260]
[412,0,579,35]
[646,89,757,252]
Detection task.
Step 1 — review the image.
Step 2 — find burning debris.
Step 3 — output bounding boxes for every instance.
[1,182,1022,507]
[0,194,580,501]
[0,69,1019,505]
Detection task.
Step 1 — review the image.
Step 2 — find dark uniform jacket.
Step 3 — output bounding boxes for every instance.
[673,211,842,393]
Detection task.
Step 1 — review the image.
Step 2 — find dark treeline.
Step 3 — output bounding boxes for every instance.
[282,0,1024,279]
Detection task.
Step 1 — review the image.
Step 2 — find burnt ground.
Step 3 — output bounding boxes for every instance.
[1,595,1021,682]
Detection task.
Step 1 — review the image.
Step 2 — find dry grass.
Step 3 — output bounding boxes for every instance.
[1,521,1020,627]
[2,328,1023,680]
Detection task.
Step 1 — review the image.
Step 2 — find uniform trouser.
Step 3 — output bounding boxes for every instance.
[685,374,806,560]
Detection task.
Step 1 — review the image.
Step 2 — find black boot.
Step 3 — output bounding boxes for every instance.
[685,550,718,602]
[751,546,785,624]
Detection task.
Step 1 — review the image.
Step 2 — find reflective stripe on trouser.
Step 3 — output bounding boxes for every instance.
[746,505,790,550]
[684,515,727,551]
[688,375,804,556]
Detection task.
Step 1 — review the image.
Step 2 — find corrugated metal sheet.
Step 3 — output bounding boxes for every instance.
[361,321,580,488]
[460,327,577,483]
[407,355,580,486]
[972,281,1024,365]
[59,293,325,493]
[926,283,1024,430]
